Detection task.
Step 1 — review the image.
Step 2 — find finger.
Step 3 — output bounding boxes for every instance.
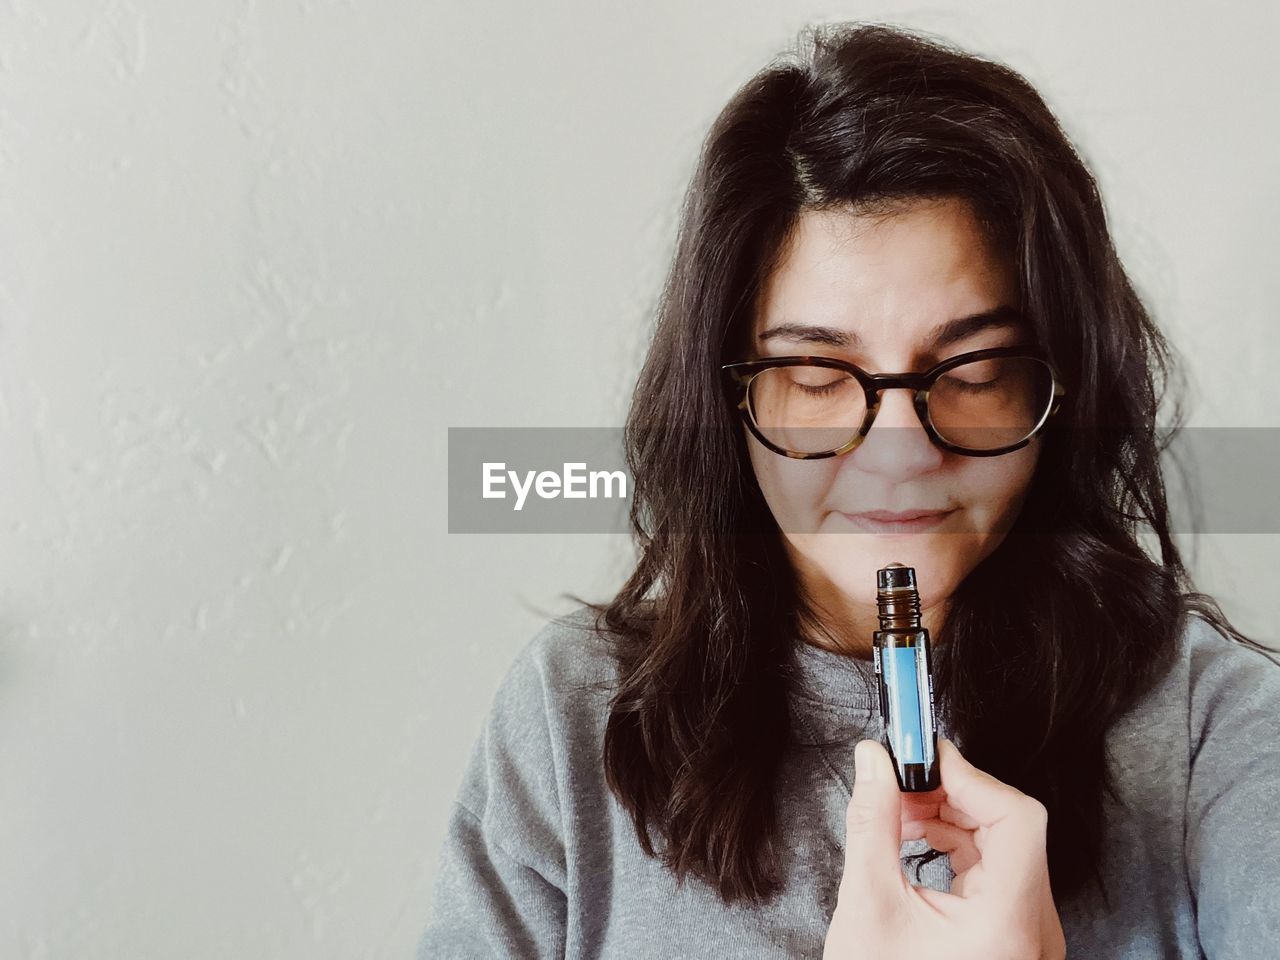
[936,737,1035,832]
[935,738,1049,896]
[901,799,943,824]
[917,818,981,875]
[900,785,945,824]
[901,819,927,842]
[839,740,906,900]
[938,800,980,831]
[935,737,1024,828]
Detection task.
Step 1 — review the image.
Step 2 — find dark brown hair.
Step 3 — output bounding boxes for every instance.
[565,21,1272,908]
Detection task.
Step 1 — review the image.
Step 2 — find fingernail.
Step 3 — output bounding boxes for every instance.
[855,740,878,782]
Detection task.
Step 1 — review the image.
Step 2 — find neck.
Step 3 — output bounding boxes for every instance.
[802,601,947,659]
[794,563,949,660]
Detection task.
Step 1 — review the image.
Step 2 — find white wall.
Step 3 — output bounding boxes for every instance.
[0,2,1275,956]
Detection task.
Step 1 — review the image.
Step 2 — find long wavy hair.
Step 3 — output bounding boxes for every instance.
[564,21,1273,908]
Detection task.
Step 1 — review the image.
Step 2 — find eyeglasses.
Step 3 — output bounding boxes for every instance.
[721,346,1066,459]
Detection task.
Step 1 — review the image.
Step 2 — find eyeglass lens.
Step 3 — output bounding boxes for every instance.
[745,356,1055,454]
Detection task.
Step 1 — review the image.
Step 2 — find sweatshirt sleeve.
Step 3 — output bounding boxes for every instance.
[417,634,569,959]
[1184,619,1280,958]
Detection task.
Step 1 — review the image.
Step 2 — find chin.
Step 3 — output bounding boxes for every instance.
[790,527,977,610]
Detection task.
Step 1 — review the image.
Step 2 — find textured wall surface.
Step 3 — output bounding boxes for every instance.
[0,1,1276,957]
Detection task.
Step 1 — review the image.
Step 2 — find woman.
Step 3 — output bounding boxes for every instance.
[421,22,1280,959]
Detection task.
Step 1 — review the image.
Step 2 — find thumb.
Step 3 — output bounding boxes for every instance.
[840,739,904,897]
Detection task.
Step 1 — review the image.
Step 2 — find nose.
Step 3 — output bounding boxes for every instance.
[848,387,944,478]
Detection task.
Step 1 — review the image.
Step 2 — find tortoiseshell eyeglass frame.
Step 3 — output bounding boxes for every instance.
[720,345,1067,459]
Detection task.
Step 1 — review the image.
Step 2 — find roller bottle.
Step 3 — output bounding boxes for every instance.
[872,562,941,792]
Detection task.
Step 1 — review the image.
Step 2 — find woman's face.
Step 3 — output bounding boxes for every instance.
[745,197,1040,639]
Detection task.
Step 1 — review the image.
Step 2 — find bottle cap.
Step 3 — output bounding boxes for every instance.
[877,562,916,591]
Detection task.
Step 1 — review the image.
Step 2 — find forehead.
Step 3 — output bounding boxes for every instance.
[753,197,1015,344]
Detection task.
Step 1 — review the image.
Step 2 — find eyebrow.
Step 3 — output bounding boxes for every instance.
[757,305,1027,352]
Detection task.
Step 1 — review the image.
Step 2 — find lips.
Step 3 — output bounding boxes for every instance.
[851,509,953,522]
[839,507,956,533]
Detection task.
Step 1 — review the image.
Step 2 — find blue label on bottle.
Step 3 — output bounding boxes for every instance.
[887,646,926,764]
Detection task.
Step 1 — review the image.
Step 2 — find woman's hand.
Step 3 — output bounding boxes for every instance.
[822,737,1066,960]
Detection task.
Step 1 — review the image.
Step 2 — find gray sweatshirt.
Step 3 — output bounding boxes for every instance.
[418,606,1280,958]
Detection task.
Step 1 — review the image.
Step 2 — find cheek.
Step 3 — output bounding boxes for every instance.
[747,434,838,532]
[959,444,1039,533]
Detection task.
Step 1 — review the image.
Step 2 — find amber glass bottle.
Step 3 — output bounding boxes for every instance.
[872,563,941,791]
